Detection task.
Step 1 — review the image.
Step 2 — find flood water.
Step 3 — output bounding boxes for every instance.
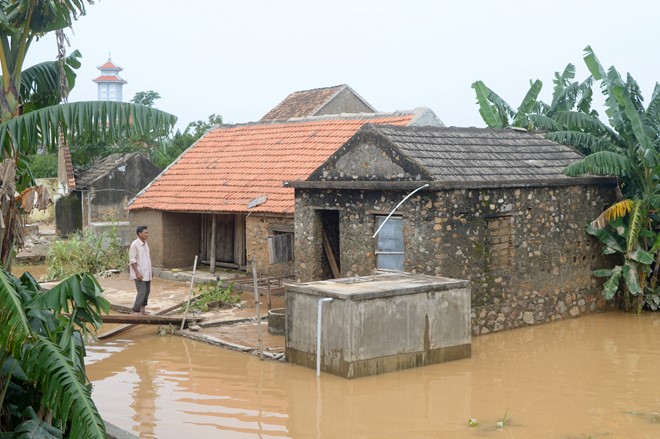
[85,312,660,439]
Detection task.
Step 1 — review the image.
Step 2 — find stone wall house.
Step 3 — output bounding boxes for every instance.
[127,110,444,276]
[288,124,618,334]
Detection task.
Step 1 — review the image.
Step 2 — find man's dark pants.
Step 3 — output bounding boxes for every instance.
[132,280,151,312]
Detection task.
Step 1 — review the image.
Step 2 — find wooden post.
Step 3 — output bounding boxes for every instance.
[322,229,340,278]
[210,214,216,274]
[252,255,263,360]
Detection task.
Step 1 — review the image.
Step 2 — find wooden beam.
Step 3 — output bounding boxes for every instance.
[210,214,217,274]
[101,314,204,325]
[98,302,185,339]
[322,229,340,278]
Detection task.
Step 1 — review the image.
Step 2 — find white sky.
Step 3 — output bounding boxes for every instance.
[25,0,660,132]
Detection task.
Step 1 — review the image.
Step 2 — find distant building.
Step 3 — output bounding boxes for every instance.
[93,57,127,102]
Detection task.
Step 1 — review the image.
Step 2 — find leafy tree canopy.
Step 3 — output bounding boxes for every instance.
[131,90,161,107]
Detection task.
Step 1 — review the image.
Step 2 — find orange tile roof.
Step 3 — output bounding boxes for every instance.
[129,114,415,214]
[98,60,122,70]
[92,75,126,83]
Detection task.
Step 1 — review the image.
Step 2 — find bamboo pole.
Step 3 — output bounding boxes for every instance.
[252,255,263,360]
[180,255,199,330]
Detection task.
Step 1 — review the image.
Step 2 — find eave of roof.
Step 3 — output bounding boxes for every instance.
[128,113,417,214]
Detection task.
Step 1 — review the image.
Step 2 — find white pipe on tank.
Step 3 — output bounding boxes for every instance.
[316,297,333,377]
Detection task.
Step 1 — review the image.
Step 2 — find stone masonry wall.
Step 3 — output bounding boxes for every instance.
[294,183,617,335]
[246,214,295,278]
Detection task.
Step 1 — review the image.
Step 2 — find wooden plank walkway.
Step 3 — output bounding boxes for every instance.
[101,314,204,325]
[98,302,187,339]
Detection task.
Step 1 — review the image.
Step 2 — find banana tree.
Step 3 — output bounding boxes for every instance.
[557,46,660,312]
[0,269,110,437]
[0,0,176,265]
[472,63,595,132]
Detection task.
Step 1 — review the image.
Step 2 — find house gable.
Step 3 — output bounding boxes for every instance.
[260,84,376,122]
[308,125,432,182]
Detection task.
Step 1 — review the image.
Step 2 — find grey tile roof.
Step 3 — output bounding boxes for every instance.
[366,125,584,182]
[76,152,146,189]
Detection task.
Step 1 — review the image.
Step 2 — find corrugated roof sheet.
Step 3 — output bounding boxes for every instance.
[367,125,585,181]
[128,114,415,214]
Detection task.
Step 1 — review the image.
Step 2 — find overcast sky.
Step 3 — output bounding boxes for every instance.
[25,0,660,132]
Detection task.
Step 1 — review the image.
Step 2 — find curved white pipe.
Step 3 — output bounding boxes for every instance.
[316,297,333,376]
[372,183,430,238]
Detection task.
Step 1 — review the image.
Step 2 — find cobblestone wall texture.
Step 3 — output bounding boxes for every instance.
[294,184,617,335]
[246,214,295,278]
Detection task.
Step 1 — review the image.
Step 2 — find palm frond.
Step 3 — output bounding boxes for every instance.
[623,260,643,295]
[564,150,631,177]
[31,272,109,331]
[547,130,620,155]
[625,73,646,114]
[626,199,646,253]
[0,101,177,157]
[526,114,563,132]
[513,79,542,124]
[590,199,634,229]
[552,111,620,142]
[599,265,622,300]
[0,268,32,358]
[18,50,82,112]
[576,77,596,114]
[472,80,508,128]
[551,63,575,107]
[21,335,106,439]
[646,83,660,121]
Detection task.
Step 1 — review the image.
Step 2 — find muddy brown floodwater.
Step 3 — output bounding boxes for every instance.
[84,312,660,439]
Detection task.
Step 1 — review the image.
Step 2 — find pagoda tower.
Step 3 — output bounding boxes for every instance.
[93,57,127,101]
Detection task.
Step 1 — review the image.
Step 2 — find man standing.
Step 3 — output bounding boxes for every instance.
[129,225,153,315]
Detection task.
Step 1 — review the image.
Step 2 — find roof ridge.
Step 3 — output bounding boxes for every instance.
[306,85,348,116]
[218,110,420,130]
[289,84,346,95]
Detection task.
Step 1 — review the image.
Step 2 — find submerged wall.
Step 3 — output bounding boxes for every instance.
[286,272,471,378]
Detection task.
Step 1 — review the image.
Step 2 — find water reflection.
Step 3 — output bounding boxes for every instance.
[86,313,660,438]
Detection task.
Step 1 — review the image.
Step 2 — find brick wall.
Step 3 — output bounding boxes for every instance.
[161,211,201,269]
[129,209,164,268]
[294,183,617,334]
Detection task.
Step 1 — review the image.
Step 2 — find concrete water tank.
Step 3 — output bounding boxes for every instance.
[285,272,471,378]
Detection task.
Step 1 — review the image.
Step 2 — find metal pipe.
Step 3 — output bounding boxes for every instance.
[372,183,429,238]
[316,297,333,376]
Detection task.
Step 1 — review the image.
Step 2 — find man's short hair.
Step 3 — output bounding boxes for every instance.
[136,225,148,235]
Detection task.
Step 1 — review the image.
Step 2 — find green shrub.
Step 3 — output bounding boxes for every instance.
[182,280,241,313]
[47,227,127,279]
[26,153,58,178]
